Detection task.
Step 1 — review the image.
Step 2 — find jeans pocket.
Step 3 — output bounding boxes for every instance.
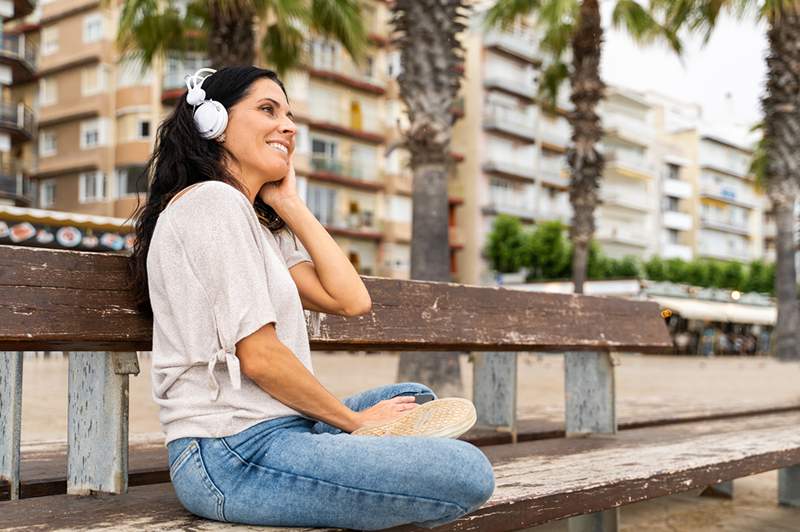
[169,440,226,522]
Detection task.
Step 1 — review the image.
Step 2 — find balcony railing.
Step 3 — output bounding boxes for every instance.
[163,53,210,91]
[700,216,749,235]
[0,102,34,140]
[699,182,756,207]
[311,155,377,182]
[603,112,652,144]
[604,150,655,178]
[483,105,537,140]
[483,74,537,100]
[308,46,382,88]
[484,29,541,64]
[0,34,38,68]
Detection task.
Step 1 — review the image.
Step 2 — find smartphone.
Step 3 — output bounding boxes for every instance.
[414,393,435,405]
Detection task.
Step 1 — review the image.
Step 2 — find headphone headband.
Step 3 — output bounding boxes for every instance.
[185,67,228,140]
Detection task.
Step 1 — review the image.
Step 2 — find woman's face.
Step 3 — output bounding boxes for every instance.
[222,77,297,183]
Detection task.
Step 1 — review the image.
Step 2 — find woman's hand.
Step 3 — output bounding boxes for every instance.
[258,157,299,209]
[349,396,419,432]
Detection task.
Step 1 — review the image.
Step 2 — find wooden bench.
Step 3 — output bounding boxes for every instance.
[1,244,799,531]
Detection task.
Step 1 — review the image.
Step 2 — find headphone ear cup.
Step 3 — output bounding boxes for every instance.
[193,100,228,140]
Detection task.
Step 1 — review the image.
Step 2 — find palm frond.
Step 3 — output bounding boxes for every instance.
[309,0,368,63]
[261,21,306,75]
[484,0,542,30]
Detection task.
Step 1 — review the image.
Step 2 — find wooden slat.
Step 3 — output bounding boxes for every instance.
[2,413,799,531]
[8,404,800,502]
[0,245,672,352]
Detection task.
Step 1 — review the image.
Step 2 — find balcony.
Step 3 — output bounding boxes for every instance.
[307,49,385,95]
[483,75,536,101]
[162,53,210,102]
[596,227,649,248]
[539,158,569,188]
[604,150,656,179]
[699,183,756,208]
[0,34,37,83]
[603,112,652,146]
[699,151,751,178]
[483,105,537,142]
[539,116,571,149]
[484,29,541,65]
[600,188,650,213]
[0,158,34,206]
[700,216,750,236]
[325,211,382,240]
[662,243,693,261]
[482,199,536,222]
[483,159,536,181]
[662,210,693,231]
[309,155,383,192]
[698,247,751,262]
[663,178,692,199]
[0,101,34,144]
[534,204,571,225]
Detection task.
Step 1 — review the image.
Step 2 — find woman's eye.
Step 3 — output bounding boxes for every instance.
[261,106,274,114]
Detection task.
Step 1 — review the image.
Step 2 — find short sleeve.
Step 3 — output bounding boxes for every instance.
[166,186,277,399]
[275,228,313,269]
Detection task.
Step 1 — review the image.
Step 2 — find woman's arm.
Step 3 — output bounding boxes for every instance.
[237,322,418,432]
[273,195,372,316]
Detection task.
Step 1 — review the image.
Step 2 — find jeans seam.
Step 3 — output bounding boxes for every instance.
[193,443,227,521]
[218,437,468,514]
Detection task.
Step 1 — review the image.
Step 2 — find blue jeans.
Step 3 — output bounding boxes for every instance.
[167,382,495,530]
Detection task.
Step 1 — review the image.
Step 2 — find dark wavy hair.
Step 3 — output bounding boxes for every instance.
[126,65,293,319]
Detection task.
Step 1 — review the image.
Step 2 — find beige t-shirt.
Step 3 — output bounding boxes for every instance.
[146,180,315,444]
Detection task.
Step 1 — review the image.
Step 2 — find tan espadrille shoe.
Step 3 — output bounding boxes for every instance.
[352,398,477,438]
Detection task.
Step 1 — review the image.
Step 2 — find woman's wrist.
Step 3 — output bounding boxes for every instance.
[271,194,305,217]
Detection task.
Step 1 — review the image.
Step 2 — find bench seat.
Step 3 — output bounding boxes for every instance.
[3,412,799,531]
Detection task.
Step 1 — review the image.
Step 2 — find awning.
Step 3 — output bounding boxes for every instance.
[650,295,776,326]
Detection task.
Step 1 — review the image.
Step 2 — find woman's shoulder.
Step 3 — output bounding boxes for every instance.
[170,180,251,213]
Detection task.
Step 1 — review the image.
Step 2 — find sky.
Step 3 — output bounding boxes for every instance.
[600,4,768,132]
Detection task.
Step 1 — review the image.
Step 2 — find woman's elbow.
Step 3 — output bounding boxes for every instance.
[344,297,372,317]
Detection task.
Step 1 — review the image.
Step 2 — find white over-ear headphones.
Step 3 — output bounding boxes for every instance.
[185,67,228,141]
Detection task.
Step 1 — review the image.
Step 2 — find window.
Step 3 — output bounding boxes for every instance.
[387,50,402,78]
[667,229,679,244]
[79,171,106,202]
[39,131,57,157]
[666,163,681,180]
[82,64,109,96]
[310,40,337,70]
[311,137,338,172]
[40,179,56,208]
[115,166,148,198]
[138,120,151,139]
[664,196,680,212]
[41,27,59,56]
[307,184,337,225]
[80,118,107,149]
[39,77,57,106]
[83,13,105,44]
[350,100,362,130]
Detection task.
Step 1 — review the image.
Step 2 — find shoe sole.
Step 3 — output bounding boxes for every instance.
[351,398,477,438]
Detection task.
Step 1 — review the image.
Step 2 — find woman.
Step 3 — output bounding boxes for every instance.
[127,65,494,529]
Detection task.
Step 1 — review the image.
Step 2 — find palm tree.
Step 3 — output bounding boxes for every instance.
[664,0,800,361]
[485,0,683,294]
[107,0,367,73]
[390,0,469,394]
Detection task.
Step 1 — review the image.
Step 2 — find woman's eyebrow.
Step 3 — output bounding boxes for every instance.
[257,97,295,121]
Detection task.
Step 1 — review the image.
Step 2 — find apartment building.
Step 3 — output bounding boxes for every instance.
[596,86,658,259]
[3,0,467,277]
[0,0,36,208]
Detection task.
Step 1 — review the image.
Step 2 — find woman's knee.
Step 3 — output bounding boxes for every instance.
[393,382,437,399]
[448,442,495,512]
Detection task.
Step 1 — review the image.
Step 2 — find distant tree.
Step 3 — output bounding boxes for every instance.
[663,258,688,283]
[685,259,709,287]
[720,261,746,290]
[643,256,667,281]
[526,221,571,279]
[484,214,526,274]
[608,255,640,278]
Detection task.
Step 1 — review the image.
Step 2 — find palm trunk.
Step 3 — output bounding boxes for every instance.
[207,0,256,68]
[763,6,800,360]
[567,0,605,295]
[392,0,467,394]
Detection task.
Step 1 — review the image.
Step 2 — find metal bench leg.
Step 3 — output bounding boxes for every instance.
[472,352,517,442]
[565,351,619,532]
[779,465,800,507]
[0,351,23,500]
[67,351,140,495]
[701,480,734,499]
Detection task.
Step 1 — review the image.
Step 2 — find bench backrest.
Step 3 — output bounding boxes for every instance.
[0,245,672,352]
